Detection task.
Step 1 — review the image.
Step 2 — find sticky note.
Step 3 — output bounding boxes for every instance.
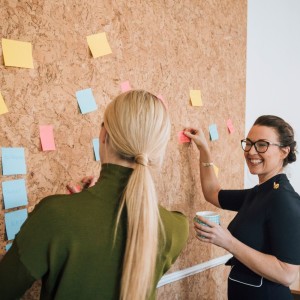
[178,131,191,144]
[2,179,28,209]
[0,92,8,115]
[2,147,26,175]
[213,165,219,177]
[40,125,56,151]
[87,32,112,58]
[2,38,34,69]
[92,138,100,161]
[4,209,28,240]
[209,124,219,141]
[190,90,202,106]
[227,119,235,134]
[121,81,131,92]
[76,88,97,114]
[157,94,168,109]
[5,243,12,251]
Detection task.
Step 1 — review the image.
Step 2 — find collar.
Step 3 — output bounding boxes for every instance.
[99,163,133,181]
[256,173,288,192]
[89,163,134,196]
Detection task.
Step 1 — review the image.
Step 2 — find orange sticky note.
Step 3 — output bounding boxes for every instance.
[2,38,34,69]
[121,81,131,92]
[178,131,191,144]
[227,119,235,133]
[40,125,56,151]
[87,32,112,58]
[0,92,8,115]
[190,90,202,106]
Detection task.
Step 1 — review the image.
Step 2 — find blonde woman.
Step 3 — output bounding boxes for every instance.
[0,90,189,300]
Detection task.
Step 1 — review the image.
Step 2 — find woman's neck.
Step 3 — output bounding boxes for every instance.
[258,168,284,184]
[101,156,135,169]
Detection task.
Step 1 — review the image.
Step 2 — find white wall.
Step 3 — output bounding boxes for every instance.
[245,0,300,194]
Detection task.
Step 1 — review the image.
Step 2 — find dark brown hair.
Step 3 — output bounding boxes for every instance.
[254,115,297,167]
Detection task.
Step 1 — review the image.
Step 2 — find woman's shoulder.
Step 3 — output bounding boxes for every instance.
[267,182,300,218]
[159,205,188,224]
[30,194,70,214]
[158,206,189,239]
[158,206,189,255]
[269,181,300,203]
[25,193,80,228]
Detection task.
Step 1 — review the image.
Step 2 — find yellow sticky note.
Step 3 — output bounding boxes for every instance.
[87,32,112,58]
[0,92,8,115]
[213,165,219,177]
[2,38,34,69]
[190,90,203,106]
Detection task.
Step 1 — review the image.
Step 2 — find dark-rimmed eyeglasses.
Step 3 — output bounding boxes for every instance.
[241,139,283,153]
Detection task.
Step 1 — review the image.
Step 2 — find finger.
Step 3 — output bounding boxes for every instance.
[89,177,97,186]
[184,127,198,133]
[66,184,81,194]
[82,176,93,183]
[184,130,198,137]
[196,216,217,228]
[194,224,212,235]
[81,176,96,188]
[193,222,209,231]
[195,233,211,242]
[183,131,193,138]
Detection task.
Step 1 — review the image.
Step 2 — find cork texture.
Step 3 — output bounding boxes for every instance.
[0,0,247,299]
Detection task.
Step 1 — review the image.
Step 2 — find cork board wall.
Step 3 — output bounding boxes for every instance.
[0,1,247,299]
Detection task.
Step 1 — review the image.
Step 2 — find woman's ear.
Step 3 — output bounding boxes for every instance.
[281,146,290,160]
[100,126,108,144]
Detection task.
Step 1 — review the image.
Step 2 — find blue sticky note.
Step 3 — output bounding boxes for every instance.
[209,124,219,141]
[76,88,98,114]
[4,209,28,240]
[5,243,12,251]
[2,147,27,175]
[2,179,28,209]
[92,138,100,161]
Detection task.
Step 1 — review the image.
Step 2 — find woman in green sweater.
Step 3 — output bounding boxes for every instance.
[0,90,189,300]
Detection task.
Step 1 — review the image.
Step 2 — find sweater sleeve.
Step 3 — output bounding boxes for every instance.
[0,242,36,299]
[168,211,189,265]
[159,209,189,275]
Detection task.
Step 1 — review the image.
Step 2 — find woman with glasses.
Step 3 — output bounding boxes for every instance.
[184,115,299,300]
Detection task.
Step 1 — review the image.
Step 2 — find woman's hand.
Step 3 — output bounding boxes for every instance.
[184,128,209,151]
[194,215,234,251]
[67,176,97,194]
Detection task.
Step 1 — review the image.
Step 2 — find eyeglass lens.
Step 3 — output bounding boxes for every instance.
[242,140,269,153]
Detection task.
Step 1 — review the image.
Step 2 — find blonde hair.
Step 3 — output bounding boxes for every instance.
[103,90,170,300]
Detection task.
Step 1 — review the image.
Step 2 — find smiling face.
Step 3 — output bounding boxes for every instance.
[244,125,289,184]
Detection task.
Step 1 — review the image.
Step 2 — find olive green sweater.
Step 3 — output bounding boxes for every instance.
[0,164,189,299]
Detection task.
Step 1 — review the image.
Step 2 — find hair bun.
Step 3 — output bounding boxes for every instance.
[288,150,297,164]
[135,153,149,166]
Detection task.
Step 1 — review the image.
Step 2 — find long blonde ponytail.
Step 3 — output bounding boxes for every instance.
[103,90,170,300]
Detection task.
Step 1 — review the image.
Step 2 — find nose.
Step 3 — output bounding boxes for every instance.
[248,143,258,155]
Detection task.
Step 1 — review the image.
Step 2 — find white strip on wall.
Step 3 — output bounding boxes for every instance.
[157,254,232,288]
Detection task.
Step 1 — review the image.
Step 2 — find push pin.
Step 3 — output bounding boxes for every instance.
[273,182,280,189]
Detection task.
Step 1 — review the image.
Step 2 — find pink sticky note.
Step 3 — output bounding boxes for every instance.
[178,131,191,144]
[40,125,56,151]
[121,81,131,92]
[227,119,235,134]
[157,94,168,109]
